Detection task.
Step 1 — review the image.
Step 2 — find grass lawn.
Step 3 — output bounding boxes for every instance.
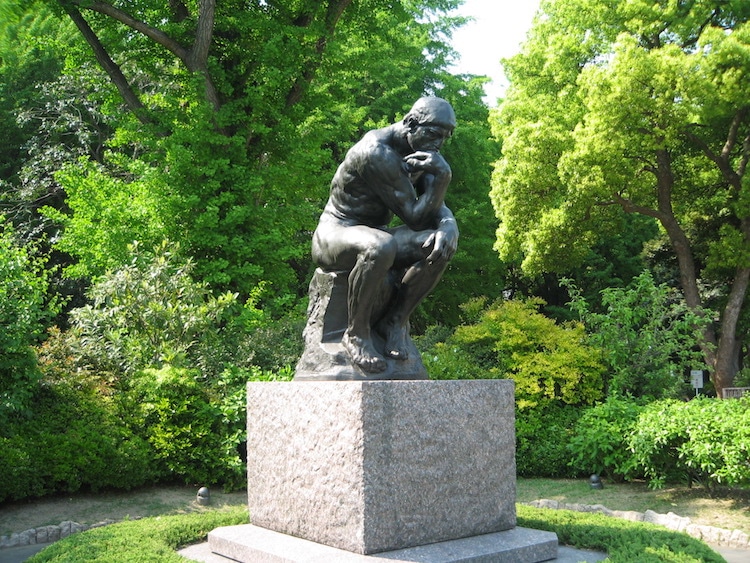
[4,479,748,562]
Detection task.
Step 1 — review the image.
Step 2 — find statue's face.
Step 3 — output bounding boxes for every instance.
[407,122,453,152]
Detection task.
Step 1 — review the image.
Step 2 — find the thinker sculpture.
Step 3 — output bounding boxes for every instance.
[295,97,458,380]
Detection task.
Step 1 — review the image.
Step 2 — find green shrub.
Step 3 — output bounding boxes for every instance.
[29,505,722,562]
[629,396,750,489]
[516,403,582,478]
[0,379,154,502]
[568,396,645,481]
[517,505,724,562]
[124,366,239,487]
[565,272,707,399]
[28,507,247,563]
[0,220,61,421]
[425,298,605,408]
[68,240,238,382]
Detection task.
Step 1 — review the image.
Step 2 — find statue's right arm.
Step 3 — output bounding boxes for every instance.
[356,143,449,231]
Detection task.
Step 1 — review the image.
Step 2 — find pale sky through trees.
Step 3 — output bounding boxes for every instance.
[450,0,541,105]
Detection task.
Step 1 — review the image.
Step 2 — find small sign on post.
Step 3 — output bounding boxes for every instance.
[690,369,704,396]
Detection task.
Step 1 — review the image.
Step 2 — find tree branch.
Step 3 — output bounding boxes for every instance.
[284,0,353,108]
[685,110,747,190]
[61,3,150,124]
[721,106,748,161]
[81,1,191,62]
[611,192,664,220]
[65,0,222,113]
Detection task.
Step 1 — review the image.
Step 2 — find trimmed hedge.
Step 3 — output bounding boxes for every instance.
[27,508,247,563]
[26,505,723,562]
[568,395,750,489]
[517,504,724,562]
[0,381,155,502]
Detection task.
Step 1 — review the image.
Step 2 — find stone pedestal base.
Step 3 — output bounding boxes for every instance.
[208,524,559,562]
[244,380,520,555]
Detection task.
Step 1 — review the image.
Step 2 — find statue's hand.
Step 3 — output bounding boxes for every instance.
[403,151,450,175]
[423,224,458,264]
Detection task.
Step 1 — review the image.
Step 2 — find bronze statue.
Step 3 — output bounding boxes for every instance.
[295,97,458,380]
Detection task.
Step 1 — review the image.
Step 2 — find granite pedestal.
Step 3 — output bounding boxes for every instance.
[207,380,558,562]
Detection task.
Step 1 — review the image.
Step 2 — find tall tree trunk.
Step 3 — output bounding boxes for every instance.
[714,265,750,396]
[653,149,722,391]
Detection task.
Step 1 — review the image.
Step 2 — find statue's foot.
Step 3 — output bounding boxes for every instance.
[343,332,387,373]
[378,320,410,361]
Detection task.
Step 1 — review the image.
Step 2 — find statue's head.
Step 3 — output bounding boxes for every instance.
[404,97,456,131]
[403,97,455,152]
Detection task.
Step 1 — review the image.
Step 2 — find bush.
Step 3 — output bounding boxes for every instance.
[424,298,605,408]
[68,240,238,382]
[28,507,247,563]
[123,366,240,488]
[516,403,582,478]
[565,272,707,399]
[568,396,645,481]
[29,505,722,562]
[517,505,724,562]
[0,220,61,421]
[629,396,750,490]
[0,378,154,503]
[567,395,750,489]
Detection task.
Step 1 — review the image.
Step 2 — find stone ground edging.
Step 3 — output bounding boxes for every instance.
[0,519,115,549]
[525,499,750,549]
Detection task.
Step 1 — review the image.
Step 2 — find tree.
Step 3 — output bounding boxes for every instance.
[491,0,750,396]
[0,0,85,234]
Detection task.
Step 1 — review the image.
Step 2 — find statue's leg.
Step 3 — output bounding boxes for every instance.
[313,222,397,372]
[378,228,450,360]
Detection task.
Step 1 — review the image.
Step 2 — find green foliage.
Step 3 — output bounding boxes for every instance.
[0,0,75,185]
[517,504,725,563]
[567,395,750,490]
[41,160,168,279]
[0,376,154,503]
[568,396,645,481]
[515,402,582,478]
[629,396,750,490]
[123,366,239,488]
[565,271,708,399]
[27,507,247,563]
[68,241,238,381]
[426,298,605,408]
[0,220,61,419]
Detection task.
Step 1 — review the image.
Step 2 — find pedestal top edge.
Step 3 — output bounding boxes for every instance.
[247,379,515,389]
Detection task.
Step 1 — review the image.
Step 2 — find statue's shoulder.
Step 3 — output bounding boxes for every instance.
[349,127,401,169]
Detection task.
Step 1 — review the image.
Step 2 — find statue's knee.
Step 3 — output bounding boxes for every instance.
[361,236,397,267]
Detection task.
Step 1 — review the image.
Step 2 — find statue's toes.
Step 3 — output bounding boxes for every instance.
[361,355,387,373]
[385,347,408,361]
